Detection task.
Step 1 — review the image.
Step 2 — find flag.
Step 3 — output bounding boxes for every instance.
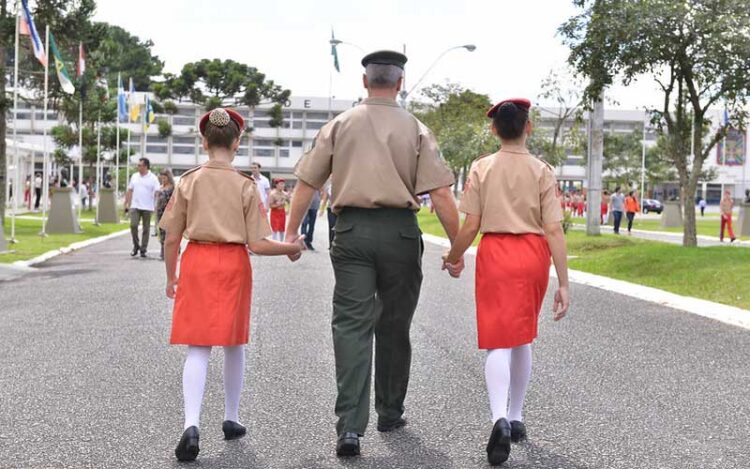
[128,78,140,122]
[145,94,155,129]
[20,0,47,66]
[117,73,127,122]
[331,29,340,72]
[49,33,74,94]
[77,42,85,77]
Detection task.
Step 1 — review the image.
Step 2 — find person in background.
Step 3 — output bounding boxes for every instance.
[34,173,42,210]
[79,179,89,211]
[442,98,569,466]
[720,189,736,243]
[624,190,640,235]
[250,162,271,211]
[318,180,336,249]
[156,168,176,260]
[268,178,289,241]
[601,190,610,224]
[24,175,31,210]
[124,157,160,258]
[610,186,625,234]
[300,187,321,250]
[698,197,707,217]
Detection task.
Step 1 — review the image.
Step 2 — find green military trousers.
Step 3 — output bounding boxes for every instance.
[330,207,424,436]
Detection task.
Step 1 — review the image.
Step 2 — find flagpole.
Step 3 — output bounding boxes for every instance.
[640,113,647,205]
[142,94,147,161]
[40,24,49,237]
[77,95,83,222]
[9,6,20,243]
[125,125,131,194]
[95,110,101,225]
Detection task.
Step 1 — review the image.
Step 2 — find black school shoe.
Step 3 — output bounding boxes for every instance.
[130,248,139,257]
[486,418,511,466]
[336,432,360,457]
[377,417,407,432]
[510,420,527,442]
[222,420,247,440]
[175,426,200,462]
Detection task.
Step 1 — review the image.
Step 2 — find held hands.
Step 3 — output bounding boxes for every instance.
[441,251,465,278]
[552,286,569,321]
[166,278,178,299]
[285,233,306,262]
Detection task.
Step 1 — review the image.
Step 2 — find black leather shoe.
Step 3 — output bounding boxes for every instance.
[140,251,147,258]
[377,417,407,432]
[130,248,139,257]
[486,418,511,466]
[222,420,247,440]
[336,432,360,457]
[510,420,527,442]
[175,426,200,462]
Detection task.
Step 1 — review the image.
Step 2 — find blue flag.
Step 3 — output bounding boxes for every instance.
[117,73,127,122]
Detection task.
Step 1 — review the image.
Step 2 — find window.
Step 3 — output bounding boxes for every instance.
[173,146,195,154]
[292,121,304,129]
[253,119,272,128]
[307,121,325,130]
[173,116,195,126]
[146,145,167,153]
[173,136,196,145]
[253,148,274,157]
[253,139,275,147]
[149,137,168,144]
[280,149,289,158]
[292,140,303,147]
[253,110,270,118]
[306,112,329,120]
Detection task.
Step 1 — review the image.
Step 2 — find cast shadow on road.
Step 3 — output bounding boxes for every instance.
[162,439,262,468]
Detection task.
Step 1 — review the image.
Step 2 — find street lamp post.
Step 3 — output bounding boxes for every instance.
[399,44,477,107]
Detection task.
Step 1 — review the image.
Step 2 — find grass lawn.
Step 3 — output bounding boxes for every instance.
[1,217,127,264]
[572,215,749,240]
[417,210,750,310]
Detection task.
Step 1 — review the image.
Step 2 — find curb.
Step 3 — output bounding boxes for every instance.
[571,223,750,247]
[11,229,130,268]
[421,233,750,331]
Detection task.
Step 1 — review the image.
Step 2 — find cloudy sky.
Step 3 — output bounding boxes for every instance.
[93,0,663,109]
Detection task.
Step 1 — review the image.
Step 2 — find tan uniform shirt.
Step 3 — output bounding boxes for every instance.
[268,190,289,209]
[720,197,733,215]
[460,150,563,235]
[158,160,272,244]
[294,97,455,213]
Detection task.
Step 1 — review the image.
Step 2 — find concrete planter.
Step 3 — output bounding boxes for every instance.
[660,201,683,228]
[738,203,750,237]
[47,187,82,234]
[97,188,119,224]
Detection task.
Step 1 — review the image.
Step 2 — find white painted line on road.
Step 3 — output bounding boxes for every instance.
[421,233,750,331]
[12,229,130,268]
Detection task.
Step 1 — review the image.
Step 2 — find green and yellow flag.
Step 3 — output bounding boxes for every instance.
[49,33,75,94]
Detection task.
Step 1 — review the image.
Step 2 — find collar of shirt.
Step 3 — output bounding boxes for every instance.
[499,145,530,155]
[203,160,234,170]
[362,97,400,107]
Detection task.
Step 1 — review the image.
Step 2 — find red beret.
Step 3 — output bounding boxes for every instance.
[199,108,245,136]
[486,98,532,118]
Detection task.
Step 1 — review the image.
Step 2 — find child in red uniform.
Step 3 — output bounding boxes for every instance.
[443,99,570,466]
[159,108,304,462]
[269,178,289,241]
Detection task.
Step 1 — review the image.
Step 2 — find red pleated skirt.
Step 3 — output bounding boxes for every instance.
[475,233,551,349]
[270,207,286,232]
[170,242,252,346]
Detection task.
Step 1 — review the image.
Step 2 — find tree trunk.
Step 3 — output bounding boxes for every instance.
[682,174,698,247]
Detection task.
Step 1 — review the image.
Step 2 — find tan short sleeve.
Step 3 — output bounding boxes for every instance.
[244,183,273,243]
[294,121,335,189]
[414,122,455,194]
[158,182,187,234]
[540,167,564,225]
[458,163,482,215]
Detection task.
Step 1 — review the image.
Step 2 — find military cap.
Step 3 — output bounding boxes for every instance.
[486,98,532,118]
[361,50,408,69]
[199,107,245,136]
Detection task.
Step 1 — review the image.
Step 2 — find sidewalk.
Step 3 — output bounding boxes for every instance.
[571,223,750,247]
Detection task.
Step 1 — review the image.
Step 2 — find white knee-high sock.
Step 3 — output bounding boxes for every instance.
[485,348,512,423]
[183,346,212,429]
[508,344,532,422]
[223,345,246,423]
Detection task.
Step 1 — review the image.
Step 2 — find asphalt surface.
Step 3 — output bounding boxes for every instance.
[1,228,749,469]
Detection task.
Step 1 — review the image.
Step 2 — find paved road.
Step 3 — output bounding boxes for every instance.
[1,230,749,468]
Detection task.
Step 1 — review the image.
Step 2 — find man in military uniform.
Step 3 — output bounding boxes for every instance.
[285,50,463,457]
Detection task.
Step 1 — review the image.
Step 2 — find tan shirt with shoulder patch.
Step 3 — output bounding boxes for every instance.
[460,149,563,235]
[158,160,272,244]
[294,97,455,213]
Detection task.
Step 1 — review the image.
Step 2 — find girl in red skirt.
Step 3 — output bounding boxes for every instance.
[269,178,289,241]
[159,108,304,462]
[443,98,570,466]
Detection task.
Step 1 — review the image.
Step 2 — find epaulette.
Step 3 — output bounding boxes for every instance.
[235,169,255,181]
[538,157,556,172]
[179,165,202,179]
